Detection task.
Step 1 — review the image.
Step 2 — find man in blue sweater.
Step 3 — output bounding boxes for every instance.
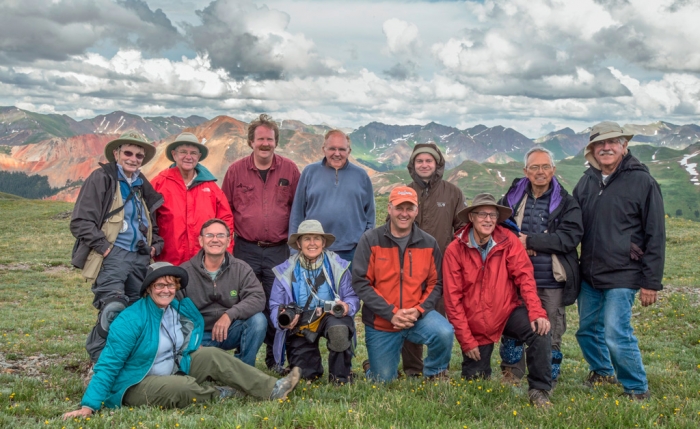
[289,130,375,266]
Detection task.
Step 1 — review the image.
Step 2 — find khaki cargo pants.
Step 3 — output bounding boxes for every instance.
[123,347,277,408]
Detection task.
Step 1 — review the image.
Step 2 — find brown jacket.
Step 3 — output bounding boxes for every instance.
[407,143,466,253]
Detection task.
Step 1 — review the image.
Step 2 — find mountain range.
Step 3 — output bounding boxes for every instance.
[0,107,698,221]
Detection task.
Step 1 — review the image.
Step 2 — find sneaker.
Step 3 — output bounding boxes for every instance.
[621,390,651,401]
[216,386,242,399]
[501,367,521,386]
[584,371,619,387]
[270,367,301,400]
[528,389,552,408]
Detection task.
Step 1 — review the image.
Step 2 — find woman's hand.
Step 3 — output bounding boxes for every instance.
[281,313,300,330]
[63,407,93,420]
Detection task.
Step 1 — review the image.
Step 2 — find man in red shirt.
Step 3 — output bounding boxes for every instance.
[222,114,300,371]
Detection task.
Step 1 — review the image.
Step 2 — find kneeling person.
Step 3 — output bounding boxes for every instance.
[270,220,359,383]
[179,219,266,366]
[62,262,300,420]
[443,194,553,407]
[352,186,454,382]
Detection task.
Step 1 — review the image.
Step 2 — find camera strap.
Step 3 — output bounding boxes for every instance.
[105,188,136,220]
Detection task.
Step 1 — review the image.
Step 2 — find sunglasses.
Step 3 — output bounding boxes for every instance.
[121,150,146,160]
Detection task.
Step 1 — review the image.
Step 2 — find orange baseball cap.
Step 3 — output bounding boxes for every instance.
[389,186,418,206]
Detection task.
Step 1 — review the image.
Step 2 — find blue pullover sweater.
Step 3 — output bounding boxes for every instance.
[289,158,375,252]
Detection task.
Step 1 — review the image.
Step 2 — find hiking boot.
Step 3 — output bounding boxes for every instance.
[216,386,242,399]
[83,362,94,387]
[270,367,301,400]
[584,371,619,387]
[270,364,291,376]
[362,359,371,373]
[501,367,521,386]
[425,370,450,381]
[621,390,651,401]
[528,389,552,408]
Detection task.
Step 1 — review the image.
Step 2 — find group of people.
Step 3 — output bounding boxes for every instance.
[65,116,665,417]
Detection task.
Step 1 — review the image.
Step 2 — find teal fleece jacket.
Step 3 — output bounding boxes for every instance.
[80,296,203,410]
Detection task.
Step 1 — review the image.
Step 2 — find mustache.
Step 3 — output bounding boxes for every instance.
[259,145,273,151]
[597,150,615,156]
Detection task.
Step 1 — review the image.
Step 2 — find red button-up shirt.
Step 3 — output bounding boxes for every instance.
[222,153,300,243]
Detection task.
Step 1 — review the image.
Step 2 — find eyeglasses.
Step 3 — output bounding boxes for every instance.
[593,138,623,147]
[473,212,498,220]
[121,150,146,160]
[176,150,200,157]
[203,233,229,239]
[324,146,349,153]
[153,283,177,291]
[527,164,553,172]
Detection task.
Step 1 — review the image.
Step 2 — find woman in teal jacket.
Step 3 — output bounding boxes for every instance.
[63,262,300,420]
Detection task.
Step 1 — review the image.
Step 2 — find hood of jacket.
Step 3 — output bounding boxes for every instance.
[504,176,564,214]
[407,143,446,189]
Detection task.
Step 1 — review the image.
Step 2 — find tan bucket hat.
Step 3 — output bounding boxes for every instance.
[165,132,209,162]
[288,220,336,250]
[457,193,512,224]
[104,130,156,164]
[584,121,633,168]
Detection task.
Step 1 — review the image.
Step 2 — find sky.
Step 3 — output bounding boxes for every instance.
[0,0,698,138]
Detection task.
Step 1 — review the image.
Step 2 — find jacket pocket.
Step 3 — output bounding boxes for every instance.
[605,233,631,269]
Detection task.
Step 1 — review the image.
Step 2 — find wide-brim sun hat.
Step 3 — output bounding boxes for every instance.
[457,193,512,224]
[288,219,336,250]
[165,132,209,162]
[584,121,634,169]
[140,262,189,297]
[104,130,156,165]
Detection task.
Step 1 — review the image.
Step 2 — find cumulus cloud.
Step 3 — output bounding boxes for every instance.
[381,18,422,81]
[0,0,180,63]
[184,0,339,80]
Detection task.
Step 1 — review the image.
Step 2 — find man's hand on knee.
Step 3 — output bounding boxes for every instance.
[531,317,551,336]
[640,288,657,307]
[212,314,232,342]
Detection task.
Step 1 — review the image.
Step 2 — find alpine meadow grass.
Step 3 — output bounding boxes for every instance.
[1,199,699,428]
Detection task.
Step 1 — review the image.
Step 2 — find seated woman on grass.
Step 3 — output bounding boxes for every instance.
[63,262,300,420]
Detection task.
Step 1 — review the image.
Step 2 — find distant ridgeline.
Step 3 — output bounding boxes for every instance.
[0,106,699,221]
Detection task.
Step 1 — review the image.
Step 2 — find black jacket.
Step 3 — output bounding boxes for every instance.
[70,162,164,269]
[499,178,583,305]
[573,152,665,291]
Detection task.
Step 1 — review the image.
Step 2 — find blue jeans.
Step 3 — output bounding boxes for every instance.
[575,281,648,394]
[201,312,267,367]
[364,311,454,382]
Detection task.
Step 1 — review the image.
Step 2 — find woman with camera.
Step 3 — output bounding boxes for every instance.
[269,220,359,384]
[63,262,300,420]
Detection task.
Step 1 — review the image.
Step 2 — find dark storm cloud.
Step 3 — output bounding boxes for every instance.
[184,0,335,80]
[0,0,181,63]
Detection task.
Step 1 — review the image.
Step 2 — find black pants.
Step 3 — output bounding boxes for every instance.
[461,306,552,391]
[234,238,289,369]
[286,315,355,383]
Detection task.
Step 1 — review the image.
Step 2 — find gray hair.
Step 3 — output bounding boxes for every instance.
[524,147,555,167]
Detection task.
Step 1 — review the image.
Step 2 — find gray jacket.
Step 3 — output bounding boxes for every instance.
[178,250,265,331]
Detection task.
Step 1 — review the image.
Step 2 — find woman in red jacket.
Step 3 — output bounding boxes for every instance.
[152,133,234,265]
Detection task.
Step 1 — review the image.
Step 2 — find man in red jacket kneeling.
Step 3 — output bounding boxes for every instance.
[443,193,553,408]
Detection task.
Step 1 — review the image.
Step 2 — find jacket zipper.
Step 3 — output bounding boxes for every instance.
[335,169,339,186]
[408,250,413,277]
